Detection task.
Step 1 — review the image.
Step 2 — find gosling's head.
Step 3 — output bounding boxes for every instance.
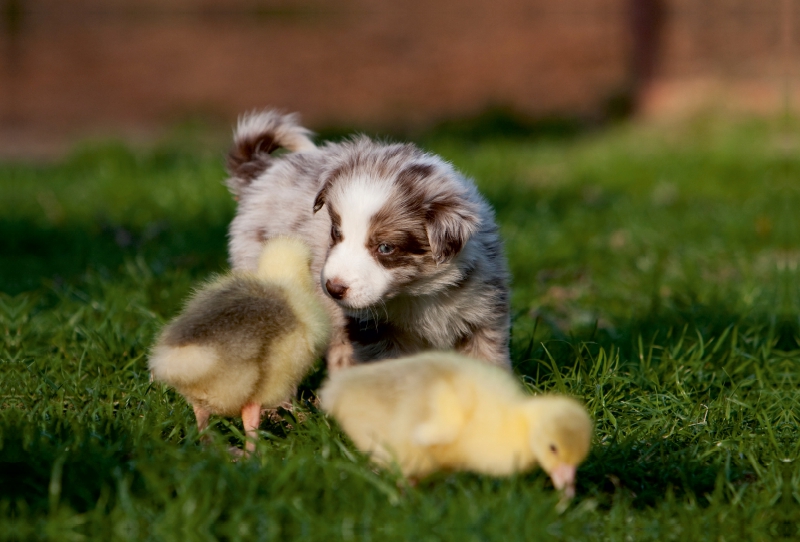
[526,395,593,498]
[256,237,315,289]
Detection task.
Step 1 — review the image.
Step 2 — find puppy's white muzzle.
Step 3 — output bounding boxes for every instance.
[322,242,392,309]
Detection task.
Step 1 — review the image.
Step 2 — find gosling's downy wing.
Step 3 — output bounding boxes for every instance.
[161,276,298,354]
[412,380,466,447]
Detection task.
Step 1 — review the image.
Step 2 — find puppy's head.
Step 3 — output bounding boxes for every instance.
[313,139,480,310]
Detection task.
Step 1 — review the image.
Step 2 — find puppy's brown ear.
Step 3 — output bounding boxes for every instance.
[313,180,331,213]
[426,194,481,264]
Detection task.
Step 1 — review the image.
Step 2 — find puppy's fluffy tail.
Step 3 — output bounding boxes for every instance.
[226,110,316,197]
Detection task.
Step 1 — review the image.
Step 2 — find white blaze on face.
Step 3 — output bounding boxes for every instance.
[322,177,394,309]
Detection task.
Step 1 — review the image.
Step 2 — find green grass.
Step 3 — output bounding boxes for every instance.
[1,117,799,540]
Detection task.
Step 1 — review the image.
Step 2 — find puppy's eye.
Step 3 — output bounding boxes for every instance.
[331,225,342,241]
[549,444,558,454]
[377,243,395,255]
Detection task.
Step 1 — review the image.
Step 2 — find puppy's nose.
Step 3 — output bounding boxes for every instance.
[325,279,349,300]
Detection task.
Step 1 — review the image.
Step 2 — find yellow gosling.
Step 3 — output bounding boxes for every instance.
[149,237,331,455]
[320,351,592,496]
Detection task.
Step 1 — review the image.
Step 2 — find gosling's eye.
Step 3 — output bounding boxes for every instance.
[377,243,395,255]
[549,444,558,454]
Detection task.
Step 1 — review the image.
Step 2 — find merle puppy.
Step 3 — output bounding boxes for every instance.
[226,111,510,370]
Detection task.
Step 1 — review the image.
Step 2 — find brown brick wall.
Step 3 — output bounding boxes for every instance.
[0,0,630,153]
[0,0,792,155]
[639,0,797,115]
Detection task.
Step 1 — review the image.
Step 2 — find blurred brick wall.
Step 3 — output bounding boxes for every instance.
[0,0,630,154]
[640,0,797,116]
[0,0,793,155]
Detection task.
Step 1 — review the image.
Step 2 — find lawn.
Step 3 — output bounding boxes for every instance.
[1,116,798,540]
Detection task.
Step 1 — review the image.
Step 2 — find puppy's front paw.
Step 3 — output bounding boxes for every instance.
[326,341,355,372]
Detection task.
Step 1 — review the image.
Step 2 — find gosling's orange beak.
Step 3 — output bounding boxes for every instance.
[549,464,577,497]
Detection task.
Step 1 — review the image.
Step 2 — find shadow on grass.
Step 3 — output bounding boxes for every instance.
[0,217,231,295]
[579,435,737,509]
[0,415,142,515]
[512,302,796,379]
[0,412,741,518]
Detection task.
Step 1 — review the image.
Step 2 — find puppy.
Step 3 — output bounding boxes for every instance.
[226,110,510,370]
